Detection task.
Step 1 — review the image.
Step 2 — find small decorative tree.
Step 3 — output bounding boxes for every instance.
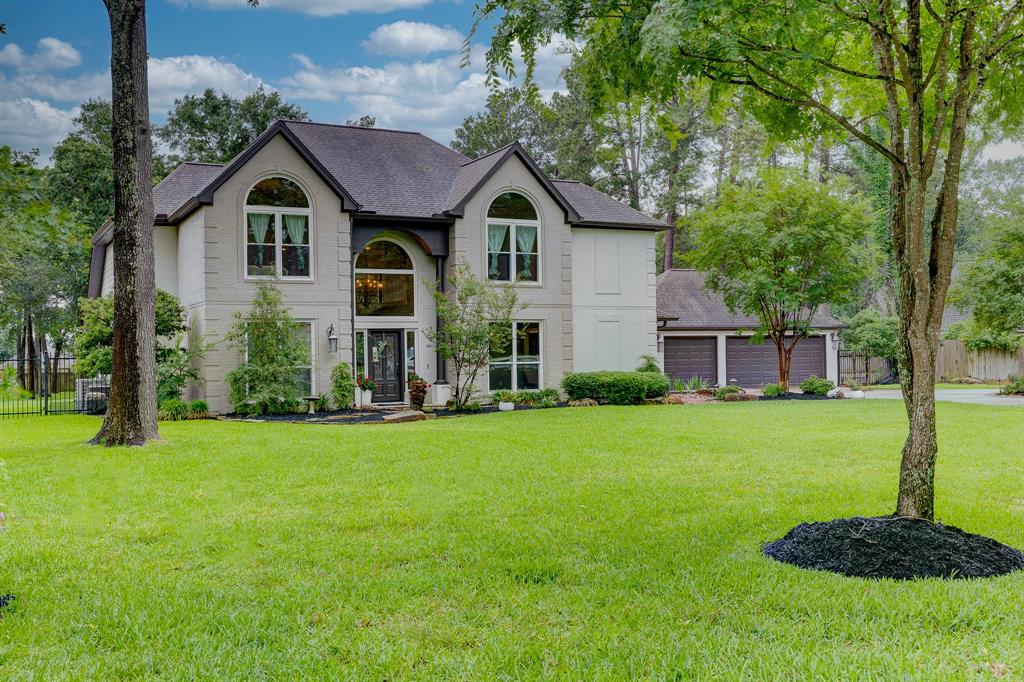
[225,283,309,416]
[692,171,877,391]
[425,262,523,408]
[329,362,355,410]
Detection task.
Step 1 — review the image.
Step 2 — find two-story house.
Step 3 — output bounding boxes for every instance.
[87,120,666,413]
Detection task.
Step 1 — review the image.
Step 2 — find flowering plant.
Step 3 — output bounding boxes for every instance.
[407,372,430,409]
[357,375,378,391]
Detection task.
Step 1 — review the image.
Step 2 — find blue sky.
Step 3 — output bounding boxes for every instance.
[0,0,572,160]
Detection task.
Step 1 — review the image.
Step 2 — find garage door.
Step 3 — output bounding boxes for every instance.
[663,337,717,384]
[725,336,825,387]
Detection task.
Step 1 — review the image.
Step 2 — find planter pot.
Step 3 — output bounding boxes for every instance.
[358,389,374,408]
[498,401,515,412]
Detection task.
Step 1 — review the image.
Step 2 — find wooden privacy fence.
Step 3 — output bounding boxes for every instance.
[935,340,1024,382]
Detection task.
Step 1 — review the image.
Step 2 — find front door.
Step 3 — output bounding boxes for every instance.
[368,331,403,402]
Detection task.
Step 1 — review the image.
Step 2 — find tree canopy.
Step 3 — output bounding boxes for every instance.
[157,85,308,164]
[692,169,877,389]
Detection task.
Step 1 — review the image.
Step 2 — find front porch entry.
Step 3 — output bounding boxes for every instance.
[367,330,403,403]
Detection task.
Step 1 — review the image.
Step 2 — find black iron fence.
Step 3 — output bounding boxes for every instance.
[840,352,896,386]
[1,354,109,418]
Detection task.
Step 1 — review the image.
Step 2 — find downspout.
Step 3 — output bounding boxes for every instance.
[435,255,447,384]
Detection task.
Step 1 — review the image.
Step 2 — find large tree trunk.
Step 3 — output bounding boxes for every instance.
[92,0,159,446]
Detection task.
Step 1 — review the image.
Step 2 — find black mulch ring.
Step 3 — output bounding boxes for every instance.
[758,392,832,401]
[764,516,1024,580]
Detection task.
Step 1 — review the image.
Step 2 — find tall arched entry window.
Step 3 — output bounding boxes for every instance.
[486,191,540,282]
[244,176,311,279]
[354,240,415,318]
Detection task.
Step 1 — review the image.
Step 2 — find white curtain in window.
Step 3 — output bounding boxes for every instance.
[283,214,308,268]
[487,224,508,277]
[249,213,271,265]
[516,225,537,278]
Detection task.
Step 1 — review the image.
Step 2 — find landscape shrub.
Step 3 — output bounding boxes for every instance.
[1000,375,1024,395]
[561,371,669,405]
[157,398,189,421]
[800,375,836,395]
[761,383,784,397]
[187,399,209,419]
[225,284,310,416]
[330,362,355,409]
[636,354,661,372]
[715,385,741,400]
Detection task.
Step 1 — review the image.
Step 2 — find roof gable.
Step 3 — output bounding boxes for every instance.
[195,121,359,211]
[446,143,581,223]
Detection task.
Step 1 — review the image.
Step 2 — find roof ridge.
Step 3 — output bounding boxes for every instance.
[281,118,431,137]
[461,143,516,167]
[181,161,224,167]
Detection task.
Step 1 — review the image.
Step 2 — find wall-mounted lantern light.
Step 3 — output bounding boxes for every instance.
[831,333,842,351]
[327,323,338,354]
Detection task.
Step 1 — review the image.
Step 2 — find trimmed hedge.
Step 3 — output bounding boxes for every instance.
[561,371,669,405]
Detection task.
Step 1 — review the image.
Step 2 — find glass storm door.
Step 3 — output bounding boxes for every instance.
[368,331,402,402]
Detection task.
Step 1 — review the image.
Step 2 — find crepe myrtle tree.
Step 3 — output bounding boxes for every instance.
[692,170,877,391]
[425,262,523,408]
[471,0,1024,521]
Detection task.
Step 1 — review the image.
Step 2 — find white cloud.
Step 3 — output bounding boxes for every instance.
[0,51,264,157]
[0,98,78,159]
[147,55,264,112]
[362,21,463,57]
[0,37,82,71]
[278,36,572,142]
[981,140,1024,162]
[0,44,25,68]
[169,0,430,16]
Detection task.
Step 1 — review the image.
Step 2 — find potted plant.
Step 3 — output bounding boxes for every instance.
[493,389,516,412]
[407,372,430,410]
[356,375,377,408]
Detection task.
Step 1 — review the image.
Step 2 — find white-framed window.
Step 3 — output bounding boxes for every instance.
[245,176,312,279]
[487,192,540,283]
[488,321,542,391]
[405,330,417,379]
[295,321,314,395]
[355,330,367,379]
[354,240,415,318]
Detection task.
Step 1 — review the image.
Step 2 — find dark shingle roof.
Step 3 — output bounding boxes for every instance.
[284,121,468,217]
[554,180,668,228]
[657,269,846,330]
[446,145,512,213]
[116,120,664,229]
[153,162,223,218]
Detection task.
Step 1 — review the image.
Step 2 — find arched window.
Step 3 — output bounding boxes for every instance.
[355,240,415,317]
[245,177,311,278]
[486,191,539,282]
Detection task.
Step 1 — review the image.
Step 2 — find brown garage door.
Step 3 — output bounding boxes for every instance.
[725,336,826,387]
[663,337,717,384]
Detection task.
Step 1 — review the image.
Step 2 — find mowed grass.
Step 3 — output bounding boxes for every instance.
[0,402,1023,680]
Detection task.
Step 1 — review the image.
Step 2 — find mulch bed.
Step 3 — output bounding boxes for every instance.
[764,516,1024,580]
[758,392,832,401]
[220,402,569,424]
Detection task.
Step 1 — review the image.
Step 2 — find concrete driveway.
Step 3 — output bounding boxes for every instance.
[864,388,1024,407]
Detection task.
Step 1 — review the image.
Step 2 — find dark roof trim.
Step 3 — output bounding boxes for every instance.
[572,219,669,231]
[87,242,106,298]
[164,197,202,225]
[195,120,360,212]
[92,219,113,246]
[447,143,581,223]
[352,212,455,225]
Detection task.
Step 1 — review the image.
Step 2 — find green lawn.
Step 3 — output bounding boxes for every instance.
[1,402,1023,679]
